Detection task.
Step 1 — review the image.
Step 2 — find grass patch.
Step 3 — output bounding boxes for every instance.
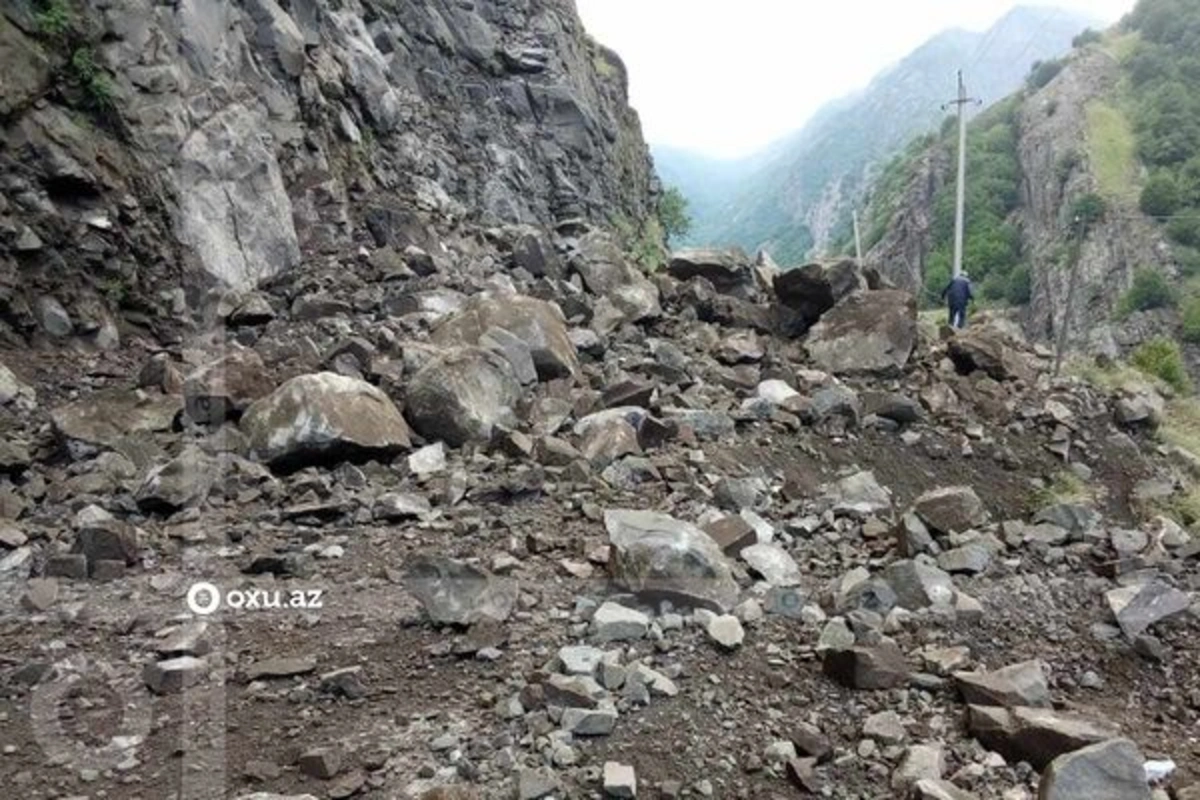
[1104,30,1142,63]
[1033,470,1095,508]
[1086,101,1137,202]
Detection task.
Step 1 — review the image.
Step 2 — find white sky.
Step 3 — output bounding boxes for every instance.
[576,0,1137,159]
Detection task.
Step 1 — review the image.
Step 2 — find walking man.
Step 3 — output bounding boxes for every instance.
[941,271,974,329]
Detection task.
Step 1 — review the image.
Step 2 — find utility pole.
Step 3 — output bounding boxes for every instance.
[852,210,863,264]
[942,71,981,278]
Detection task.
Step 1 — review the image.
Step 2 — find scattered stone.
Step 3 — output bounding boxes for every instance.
[740,543,802,586]
[144,656,207,695]
[823,642,908,689]
[603,761,637,798]
[298,747,342,780]
[404,555,518,626]
[561,702,619,735]
[893,744,945,792]
[863,710,907,743]
[591,602,650,642]
[1106,581,1192,639]
[702,515,759,557]
[955,660,1050,708]
[243,656,318,681]
[21,578,58,612]
[913,486,989,535]
[703,614,745,650]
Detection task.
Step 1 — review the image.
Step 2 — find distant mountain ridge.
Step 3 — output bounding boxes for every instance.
[656,5,1101,264]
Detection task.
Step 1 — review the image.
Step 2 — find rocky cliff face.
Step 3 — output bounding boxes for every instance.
[0,0,656,345]
[863,148,949,297]
[1015,48,1173,355]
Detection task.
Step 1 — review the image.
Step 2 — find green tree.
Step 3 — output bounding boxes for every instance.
[1131,336,1191,393]
[1140,173,1181,216]
[1118,268,1176,317]
[658,186,691,245]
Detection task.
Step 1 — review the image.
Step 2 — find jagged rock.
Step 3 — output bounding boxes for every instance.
[604,509,739,612]
[937,543,991,574]
[580,417,641,469]
[35,295,73,338]
[912,486,989,535]
[479,327,538,386]
[822,642,908,689]
[405,348,522,447]
[51,389,181,451]
[967,705,1117,769]
[1038,738,1153,800]
[773,259,867,325]
[373,493,432,521]
[668,248,753,294]
[702,613,745,649]
[661,408,735,439]
[892,744,945,792]
[864,391,924,424]
[135,447,217,513]
[1105,580,1192,638]
[603,762,637,798]
[703,515,759,557]
[1115,388,1165,428]
[740,543,802,587]
[241,373,411,469]
[73,506,140,567]
[432,293,578,380]
[558,645,605,675]
[0,362,32,406]
[883,560,956,610]
[517,768,562,800]
[1033,504,1099,539]
[912,779,979,800]
[144,656,207,695]
[804,384,862,429]
[591,601,650,642]
[805,290,917,375]
[183,347,272,425]
[896,512,937,556]
[863,710,907,743]
[0,441,31,474]
[544,673,607,708]
[561,702,619,735]
[947,329,1035,383]
[954,660,1050,707]
[403,555,518,626]
[826,470,892,518]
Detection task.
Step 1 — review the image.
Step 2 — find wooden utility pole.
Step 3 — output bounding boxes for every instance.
[942,71,981,278]
[852,210,863,264]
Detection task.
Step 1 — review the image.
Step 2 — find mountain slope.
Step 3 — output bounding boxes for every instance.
[659,5,1098,264]
[860,0,1200,363]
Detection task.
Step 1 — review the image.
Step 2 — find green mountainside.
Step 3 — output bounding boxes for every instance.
[654,5,1097,265]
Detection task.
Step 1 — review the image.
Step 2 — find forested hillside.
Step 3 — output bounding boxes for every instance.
[859,0,1200,366]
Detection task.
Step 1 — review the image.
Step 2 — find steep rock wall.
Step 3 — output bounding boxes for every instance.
[0,0,656,343]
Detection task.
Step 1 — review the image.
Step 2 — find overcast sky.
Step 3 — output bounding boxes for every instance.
[576,1,1137,159]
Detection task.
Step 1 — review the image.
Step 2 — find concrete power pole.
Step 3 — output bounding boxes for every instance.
[852,210,863,264]
[942,71,981,278]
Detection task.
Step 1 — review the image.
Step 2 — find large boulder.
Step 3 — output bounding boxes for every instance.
[404,555,518,626]
[773,259,868,325]
[805,290,917,376]
[954,660,1050,708]
[947,329,1036,383]
[135,447,218,514]
[668,248,754,295]
[404,347,522,447]
[604,509,739,612]
[51,389,181,451]
[1037,739,1152,800]
[432,293,578,380]
[967,706,1117,769]
[912,486,989,536]
[241,373,412,469]
[183,347,273,425]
